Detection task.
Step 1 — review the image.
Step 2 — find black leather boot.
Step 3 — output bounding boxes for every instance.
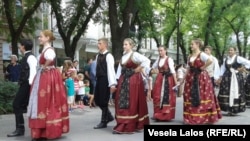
[94,108,107,129]
[93,122,107,129]
[106,108,114,123]
[8,111,25,137]
[7,128,24,137]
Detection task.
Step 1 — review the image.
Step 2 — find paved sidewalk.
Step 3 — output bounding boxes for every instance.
[0,97,249,141]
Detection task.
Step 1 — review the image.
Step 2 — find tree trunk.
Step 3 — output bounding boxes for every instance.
[204,1,215,46]
[3,0,42,56]
[109,0,135,61]
[236,33,242,56]
[51,0,100,61]
[179,32,187,63]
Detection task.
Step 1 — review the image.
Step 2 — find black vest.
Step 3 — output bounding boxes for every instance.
[19,52,34,84]
[96,52,109,77]
[225,56,242,70]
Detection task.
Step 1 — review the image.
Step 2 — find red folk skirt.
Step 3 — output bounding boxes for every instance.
[113,72,149,133]
[183,71,222,125]
[29,68,69,139]
[152,73,176,121]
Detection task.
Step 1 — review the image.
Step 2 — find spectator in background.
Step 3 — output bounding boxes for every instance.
[84,58,92,80]
[84,79,95,108]
[76,73,85,108]
[65,69,76,112]
[73,69,79,108]
[84,58,93,94]
[61,59,74,81]
[175,64,186,97]
[90,55,97,95]
[204,46,220,87]
[6,54,21,83]
[73,60,79,73]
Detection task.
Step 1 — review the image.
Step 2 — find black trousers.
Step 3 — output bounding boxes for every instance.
[94,76,110,107]
[94,76,112,122]
[13,82,30,129]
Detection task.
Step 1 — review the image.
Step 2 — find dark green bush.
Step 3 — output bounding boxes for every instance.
[0,80,19,115]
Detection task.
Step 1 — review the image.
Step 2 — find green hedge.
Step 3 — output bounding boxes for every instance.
[0,80,19,115]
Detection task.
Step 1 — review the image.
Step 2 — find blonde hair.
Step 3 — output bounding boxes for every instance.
[229,46,237,51]
[158,45,167,50]
[10,54,18,61]
[192,38,204,48]
[41,29,56,42]
[62,60,73,73]
[98,37,108,46]
[69,70,77,77]
[204,45,213,51]
[124,38,136,48]
[78,73,84,79]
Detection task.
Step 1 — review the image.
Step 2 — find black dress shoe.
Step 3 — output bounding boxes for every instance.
[7,129,24,137]
[93,122,107,129]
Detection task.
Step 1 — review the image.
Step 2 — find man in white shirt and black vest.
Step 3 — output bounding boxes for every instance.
[7,39,37,137]
[93,38,117,129]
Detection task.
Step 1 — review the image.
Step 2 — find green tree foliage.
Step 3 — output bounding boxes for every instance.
[1,0,43,56]
[0,80,18,114]
[152,0,250,63]
[50,0,101,60]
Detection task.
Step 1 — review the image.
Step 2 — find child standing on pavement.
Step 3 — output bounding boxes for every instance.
[65,70,75,112]
[72,69,79,108]
[77,73,85,109]
[84,80,94,108]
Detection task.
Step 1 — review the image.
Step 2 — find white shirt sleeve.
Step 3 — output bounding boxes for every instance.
[200,52,209,62]
[27,55,38,85]
[132,52,151,76]
[106,53,117,87]
[213,56,221,80]
[237,56,250,69]
[132,52,151,69]
[152,57,159,69]
[44,48,56,60]
[116,63,122,79]
[177,69,184,79]
[220,58,226,76]
[168,57,176,74]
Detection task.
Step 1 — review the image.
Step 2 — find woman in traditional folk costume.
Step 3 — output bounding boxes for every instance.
[245,73,250,107]
[27,30,69,141]
[183,38,222,125]
[113,38,150,134]
[217,47,250,115]
[150,45,177,121]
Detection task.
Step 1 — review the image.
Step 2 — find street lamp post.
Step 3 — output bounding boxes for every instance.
[176,0,180,64]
